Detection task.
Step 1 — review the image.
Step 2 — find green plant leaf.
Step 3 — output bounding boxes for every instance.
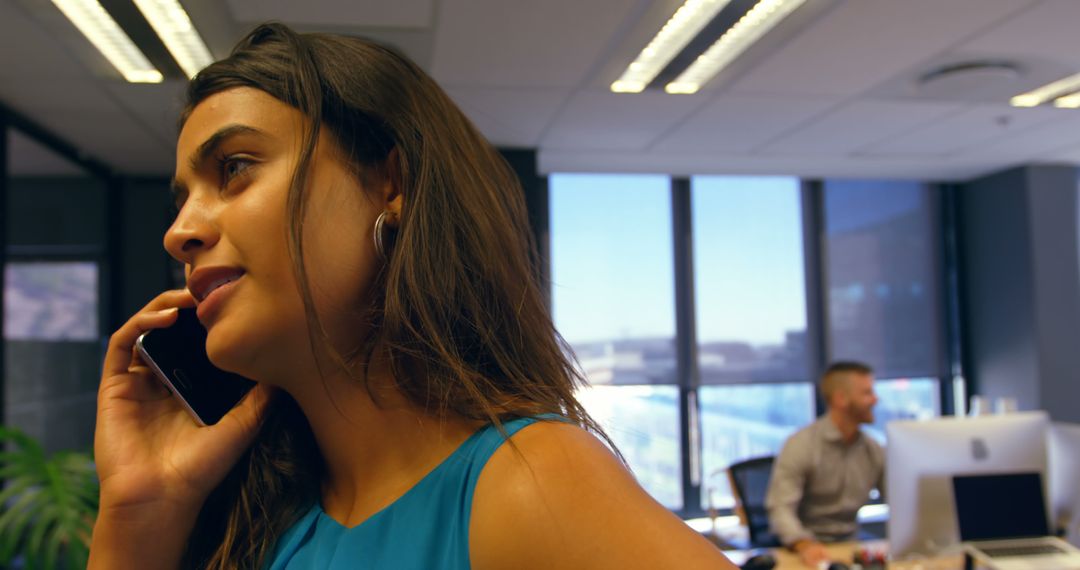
[0,486,40,535]
[42,519,64,570]
[0,493,39,562]
[0,477,36,509]
[0,426,99,569]
[27,503,61,566]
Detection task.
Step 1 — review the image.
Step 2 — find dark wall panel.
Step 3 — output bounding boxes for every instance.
[1027,167,1080,423]
[958,165,1080,421]
[498,148,549,300]
[121,177,177,317]
[7,177,106,247]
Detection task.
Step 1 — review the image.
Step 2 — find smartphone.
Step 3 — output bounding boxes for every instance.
[135,308,256,426]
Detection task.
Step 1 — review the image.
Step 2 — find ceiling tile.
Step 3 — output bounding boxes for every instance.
[1041,142,1080,165]
[651,95,840,153]
[445,87,570,147]
[961,0,1080,66]
[761,100,962,155]
[541,90,707,151]
[452,110,531,148]
[104,81,189,149]
[225,0,433,28]
[30,109,174,175]
[959,109,1080,161]
[2,77,177,174]
[0,0,92,80]
[432,0,636,87]
[862,104,1065,156]
[729,0,1037,96]
[0,78,116,114]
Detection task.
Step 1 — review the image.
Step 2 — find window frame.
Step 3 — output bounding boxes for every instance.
[674,178,824,518]
[543,174,963,521]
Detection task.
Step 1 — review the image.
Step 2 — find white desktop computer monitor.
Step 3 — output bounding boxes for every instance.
[886,411,1049,558]
[1049,422,1080,537]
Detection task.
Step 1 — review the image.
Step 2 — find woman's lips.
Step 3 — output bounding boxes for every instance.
[195,275,241,325]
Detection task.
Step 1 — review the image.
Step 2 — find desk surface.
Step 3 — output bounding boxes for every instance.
[725,541,966,570]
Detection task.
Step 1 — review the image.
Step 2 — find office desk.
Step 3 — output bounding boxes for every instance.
[725,541,966,569]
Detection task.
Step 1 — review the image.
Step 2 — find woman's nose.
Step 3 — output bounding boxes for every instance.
[163,198,220,265]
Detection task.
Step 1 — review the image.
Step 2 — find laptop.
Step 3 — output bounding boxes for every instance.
[954,472,1080,570]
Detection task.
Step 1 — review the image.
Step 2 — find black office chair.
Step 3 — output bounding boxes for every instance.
[728,455,782,549]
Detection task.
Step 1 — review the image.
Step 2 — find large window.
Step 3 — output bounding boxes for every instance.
[699,383,813,510]
[823,180,944,378]
[549,173,952,516]
[577,385,681,507]
[691,176,810,383]
[823,180,945,439]
[691,176,814,509]
[550,173,681,508]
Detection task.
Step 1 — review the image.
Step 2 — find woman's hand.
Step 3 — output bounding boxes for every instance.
[89,290,275,569]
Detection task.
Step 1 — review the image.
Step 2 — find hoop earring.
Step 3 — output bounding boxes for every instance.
[373,211,394,261]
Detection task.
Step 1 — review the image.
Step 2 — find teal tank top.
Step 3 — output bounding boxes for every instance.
[264,416,547,570]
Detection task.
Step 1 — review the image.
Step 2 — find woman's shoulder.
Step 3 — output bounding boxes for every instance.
[469,419,629,567]
[479,418,628,502]
[490,416,610,467]
[469,419,735,570]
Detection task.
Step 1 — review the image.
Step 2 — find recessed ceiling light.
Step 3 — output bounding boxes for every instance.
[131,0,214,79]
[50,0,163,83]
[1010,73,1080,108]
[611,0,735,94]
[665,0,806,95]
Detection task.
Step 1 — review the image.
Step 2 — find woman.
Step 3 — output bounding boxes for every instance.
[88,23,735,570]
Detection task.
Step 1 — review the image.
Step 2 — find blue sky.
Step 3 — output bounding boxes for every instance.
[551,174,675,344]
[550,174,807,346]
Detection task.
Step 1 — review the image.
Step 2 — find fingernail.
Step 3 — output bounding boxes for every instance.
[157,307,179,315]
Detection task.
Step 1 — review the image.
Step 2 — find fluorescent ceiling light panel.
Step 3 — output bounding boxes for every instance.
[132,0,214,78]
[1011,73,1080,108]
[1052,92,1080,109]
[611,0,734,94]
[50,0,163,83]
[665,0,806,95]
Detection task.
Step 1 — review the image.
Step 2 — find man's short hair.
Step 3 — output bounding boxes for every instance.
[820,361,874,403]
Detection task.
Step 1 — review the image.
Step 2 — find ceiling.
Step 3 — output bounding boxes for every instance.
[5,0,1080,181]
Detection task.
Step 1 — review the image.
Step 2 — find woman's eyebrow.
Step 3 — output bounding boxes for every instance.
[187,124,268,172]
[172,124,269,195]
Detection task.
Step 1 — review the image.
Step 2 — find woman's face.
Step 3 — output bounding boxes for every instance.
[167,87,387,381]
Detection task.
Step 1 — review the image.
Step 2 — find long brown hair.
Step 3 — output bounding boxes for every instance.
[179,23,611,569]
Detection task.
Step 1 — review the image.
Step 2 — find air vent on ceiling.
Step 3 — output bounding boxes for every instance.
[915,61,1023,99]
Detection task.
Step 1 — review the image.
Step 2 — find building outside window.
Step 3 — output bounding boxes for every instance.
[551,173,682,509]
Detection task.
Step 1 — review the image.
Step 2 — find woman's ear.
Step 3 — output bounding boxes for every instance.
[382,147,403,227]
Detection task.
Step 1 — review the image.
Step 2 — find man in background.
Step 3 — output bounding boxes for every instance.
[766,361,884,568]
